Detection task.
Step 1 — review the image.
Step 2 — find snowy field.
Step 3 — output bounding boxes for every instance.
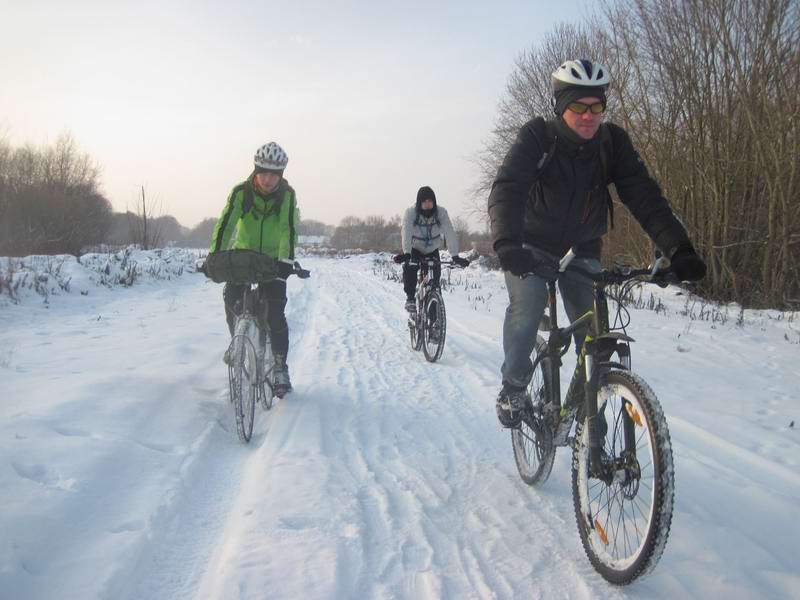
[1,250,798,599]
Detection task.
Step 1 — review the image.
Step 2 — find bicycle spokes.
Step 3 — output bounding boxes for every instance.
[422,292,446,362]
[572,371,673,584]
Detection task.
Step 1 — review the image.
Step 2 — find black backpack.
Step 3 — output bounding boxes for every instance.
[528,118,616,228]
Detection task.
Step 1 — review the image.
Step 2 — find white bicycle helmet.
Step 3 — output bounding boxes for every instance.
[254,142,289,171]
[552,59,610,92]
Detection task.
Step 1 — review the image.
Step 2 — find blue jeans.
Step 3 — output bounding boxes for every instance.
[501,249,601,388]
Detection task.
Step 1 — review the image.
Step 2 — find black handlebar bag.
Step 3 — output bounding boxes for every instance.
[204,250,278,284]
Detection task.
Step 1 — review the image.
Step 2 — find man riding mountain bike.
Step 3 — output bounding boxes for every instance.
[488,59,707,427]
[393,185,469,311]
[209,141,299,398]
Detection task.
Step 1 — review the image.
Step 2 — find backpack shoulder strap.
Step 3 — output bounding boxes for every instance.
[535,118,558,175]
[526,118,557,204]
[598,124,613,184]
[598,124,616,228]
[242,183,254,216]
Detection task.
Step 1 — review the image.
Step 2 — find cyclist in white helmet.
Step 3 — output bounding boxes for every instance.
[209,142,298,397]
[488,59,707,427]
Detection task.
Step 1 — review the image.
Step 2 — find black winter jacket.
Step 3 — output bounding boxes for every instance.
[488,117,690,259]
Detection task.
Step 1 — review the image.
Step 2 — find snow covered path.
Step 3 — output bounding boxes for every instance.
[1,255,798,599]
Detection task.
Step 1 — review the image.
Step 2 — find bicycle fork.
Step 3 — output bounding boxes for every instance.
[582,348,608,481]
[583,339,639,485]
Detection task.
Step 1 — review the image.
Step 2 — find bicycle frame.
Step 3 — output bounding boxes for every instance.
[230,284,272,394]
[414,259,436,304]
[533,269,639,484]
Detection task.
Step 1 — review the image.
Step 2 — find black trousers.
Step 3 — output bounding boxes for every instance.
[402,249,441,300]
[223,280,289,358]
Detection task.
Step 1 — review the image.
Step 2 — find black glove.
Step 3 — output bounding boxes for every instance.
[277,261,294,279]
[393,253,411,264]
[452,256,470,268]
[496,243,534,276]
[293,260,311,279]
[670,245,706,282]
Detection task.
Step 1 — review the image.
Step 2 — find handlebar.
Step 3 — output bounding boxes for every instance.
[394,255,469,269]
[521,248,678,287]
[197,257,311,281]
[409,260,463,268]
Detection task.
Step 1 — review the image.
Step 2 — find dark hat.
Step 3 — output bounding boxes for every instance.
[416,186,437,212]
[553,86,607,117]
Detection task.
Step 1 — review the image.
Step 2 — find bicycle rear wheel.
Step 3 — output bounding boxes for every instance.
[422,290,446,362]
[229,321,258,443]
[571,370,674,584]
[511,336,555,485]
[409,309,422,351]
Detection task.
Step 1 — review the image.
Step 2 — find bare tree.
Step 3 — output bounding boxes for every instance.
[600,0,800,306]
[184,218,217,248]
[331,215,401,251]
[472,0,799,307]
[451,215,472,252]
[297,218,333,236]
[0,133,111,256]
[128,185,164,249]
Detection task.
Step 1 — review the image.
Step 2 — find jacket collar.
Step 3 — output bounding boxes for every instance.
[553,118,603,160]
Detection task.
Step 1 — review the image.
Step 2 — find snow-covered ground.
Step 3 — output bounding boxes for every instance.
[1,252,798,599]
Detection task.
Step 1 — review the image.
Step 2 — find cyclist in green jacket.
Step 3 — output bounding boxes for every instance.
[209,142,298,397]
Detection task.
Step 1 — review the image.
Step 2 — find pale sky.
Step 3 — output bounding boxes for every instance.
[1,0,569,230]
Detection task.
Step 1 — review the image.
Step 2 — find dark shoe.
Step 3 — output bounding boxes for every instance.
[496,383,528,428]
[272,354,292,398]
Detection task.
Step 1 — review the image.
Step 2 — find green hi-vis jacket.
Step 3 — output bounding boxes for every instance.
[209,176,298,260]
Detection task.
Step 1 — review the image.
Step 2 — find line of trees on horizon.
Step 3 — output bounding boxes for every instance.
[0,133,489,257]
[0,133,218,255]
[0,133,112,256]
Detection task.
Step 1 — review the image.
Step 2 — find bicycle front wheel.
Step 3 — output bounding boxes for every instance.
[511,336,556,485]
[571,370,674,584]
[229,323,258,443]
[259,342,275,411]
[422,290,446,362]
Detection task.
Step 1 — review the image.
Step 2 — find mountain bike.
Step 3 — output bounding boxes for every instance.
[508,250,677,584]
[202,251,309,444]
[405,258,466,362]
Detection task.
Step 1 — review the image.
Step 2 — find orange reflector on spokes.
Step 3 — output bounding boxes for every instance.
[594,520,609,545]
[625,402,643,427]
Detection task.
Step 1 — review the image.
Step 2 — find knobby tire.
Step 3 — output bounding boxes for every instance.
[571,370,674,585]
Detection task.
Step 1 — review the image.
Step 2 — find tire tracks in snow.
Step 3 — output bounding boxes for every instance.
[117,259,621,599]
[281,260,611,599]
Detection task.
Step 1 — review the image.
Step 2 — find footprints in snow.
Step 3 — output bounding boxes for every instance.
[108,520,146,534]
[11,461,78,492]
